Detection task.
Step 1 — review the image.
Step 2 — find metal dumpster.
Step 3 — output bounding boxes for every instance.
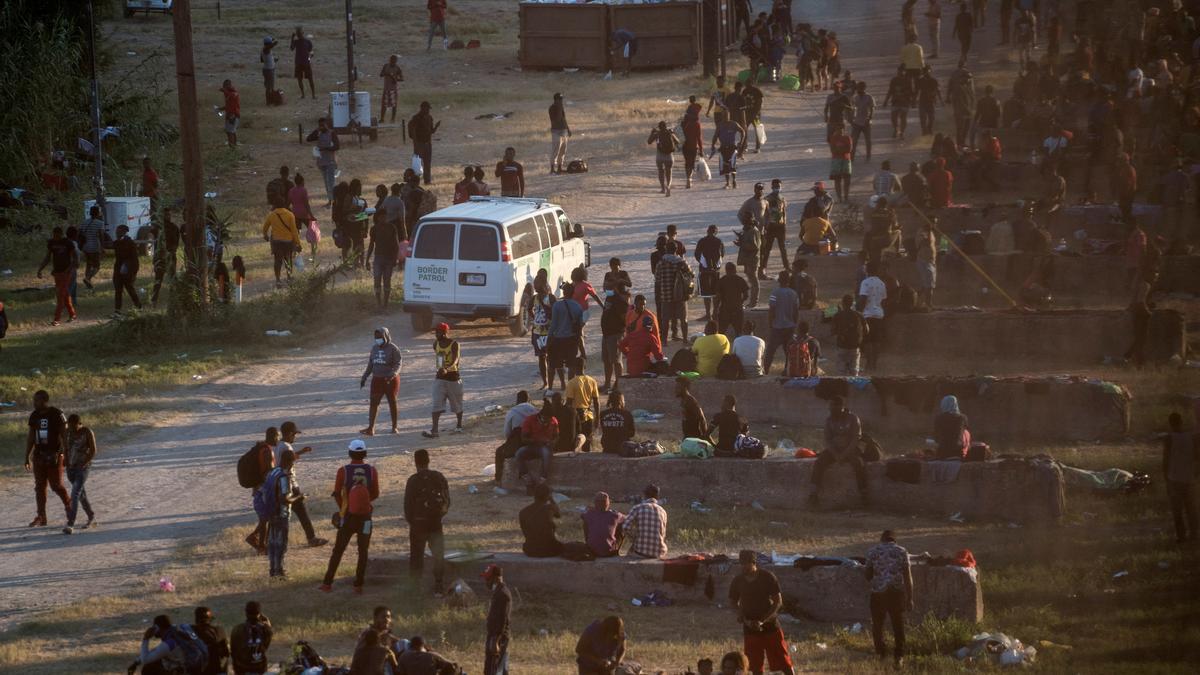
[609,1,702,68]
[518,2,610,69]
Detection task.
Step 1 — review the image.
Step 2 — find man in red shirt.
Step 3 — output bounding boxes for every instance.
[828,125,853,203]
[927,157,954,208]
[427,0,448,51]
[515,405,559,491]
[495,147,526,197]
[140,157,159,218]
[320,439,380,593]
[219,80,241,147]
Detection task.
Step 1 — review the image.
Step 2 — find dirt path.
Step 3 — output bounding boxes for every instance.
[0,0,1014,629]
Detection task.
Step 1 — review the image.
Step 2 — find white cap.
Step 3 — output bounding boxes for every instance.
[348,439,367,452]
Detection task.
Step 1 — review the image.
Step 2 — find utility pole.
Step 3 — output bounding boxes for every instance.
[345,0,358,133]
[86,0,105,209]
[171,0,209,305]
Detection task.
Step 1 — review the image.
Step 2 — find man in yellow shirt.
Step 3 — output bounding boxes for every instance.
[565,357,600,452]
[798,215,836,254]
[262,205,301,287]
[692,320,731,377]
[899,36,925,88]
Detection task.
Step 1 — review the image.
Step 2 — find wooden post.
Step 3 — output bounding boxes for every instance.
[172,0,209,305]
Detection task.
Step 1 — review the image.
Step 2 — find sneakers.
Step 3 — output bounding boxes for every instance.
[62,526,74,535]
[421,430,439,439]
[83,515,95,529]
[450,426,464,434]
[28,516,46,528]
[307,537,329,548]
[318,584,333,593]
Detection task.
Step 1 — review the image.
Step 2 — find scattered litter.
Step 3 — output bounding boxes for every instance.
[602,70,613,80]
[537,628,548,636]
[955,632,1037,666]
[0,269,12,276]
[689,500,711,514]
[264,330,293,337]
[849,622,863,634]
[176,353,188,359]
[631,590,672,607]
[280,127,289,132]
[493,487,509,496]
[127,365,140,371]
[1007,522,1021,529]
[484,404,504,414]
[121,459,139,464]
[482,463,496,477]
[750,500,765,511]
[776,439,795,452]
[815,642,827,650]
[552,492,570,504]
[192,374,203,380]
[0,401,14,407]
[1112,570,1129,580]
[203,191,217,199]
[132,505,146,510]
[209,349,223,354]
[465,134,474,139]
[778,613,801,624]
[31,368,42,375]
[949,512,966,523]
[769,521,787,527]
[1037,640,1072,651]
[126,51,137,56]
[563,67,579,73]
[158,577,175,593]
[467,485,479,494]
[805,148,814,153]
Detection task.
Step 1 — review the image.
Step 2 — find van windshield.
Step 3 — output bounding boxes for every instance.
[413,222,455,259]
[459,224,499,261]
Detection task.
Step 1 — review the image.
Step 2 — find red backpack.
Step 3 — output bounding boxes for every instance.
[786,337,816,377]
[341,463,376,516]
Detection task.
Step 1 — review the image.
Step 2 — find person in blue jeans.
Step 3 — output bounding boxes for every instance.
[63,414,97,534]
[762,270,799,375]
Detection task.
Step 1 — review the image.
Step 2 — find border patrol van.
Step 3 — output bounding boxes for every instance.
[403,196,591,334]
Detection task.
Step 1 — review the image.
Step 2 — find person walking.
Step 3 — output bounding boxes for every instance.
[865,530,914,668]
[828,126,853,203]
[1163,412,1200,543]
[760,179,789,277]
[289,26,315,99]
[495,147,526,197]
[549,92,571,174]
[150,209,180,307]
[37,226,78,325]
[408,102,440,185]
[735,217,761,308]
[140,157,159,218]
[947,61,976,148]
[62,413,97,534]
[858,261,888,370]
[263,449,300,579]
[79,205,105,289]
[832,294,868,376]
[262,201,301,288]
[730,549,795,675]
[952,2,974,60]
[260,36,278,101]
[111,224,142,316]
[218,80,241,147]
[230,601,273,675]
[883,66,913,139]
[367,194,403,309]
[427,0,449,51]
[653,239,693,343]
[288,175,317,260]
[319,440,380,593]
[762,271,799,375]
[404,449,450,595]
[916,66,942,135]
[378,55,404,123]
[715,262,749,337]
[422,323,463,438]
[925,0,942,59]
[482,564,512,675]
[273,421,328,549]
[24,390,70,528]
[694,224,725,320]
[359,327,402,436]
[709,111,745,189]
[306,117,339,206]
[680,96,704,188]
[245,427,278,554]
[647,121,681,197]
[850,82,876,162]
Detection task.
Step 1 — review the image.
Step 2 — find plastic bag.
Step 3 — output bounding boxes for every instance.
[411,153,424,176]
[697,155,712,181]
[755,121,767,146]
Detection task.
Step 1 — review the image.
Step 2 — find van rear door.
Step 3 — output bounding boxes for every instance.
[454,223,506,309]
[407,220,457,307]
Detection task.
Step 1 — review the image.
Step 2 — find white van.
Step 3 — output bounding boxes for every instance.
[403,196,591,334]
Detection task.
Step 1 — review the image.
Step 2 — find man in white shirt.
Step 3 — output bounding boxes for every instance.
[732,320,766,377]
[857,262,888,371]
[496,390,541,485]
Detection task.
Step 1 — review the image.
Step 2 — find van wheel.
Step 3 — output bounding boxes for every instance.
[411,312,433,333]
[507,315,527,337]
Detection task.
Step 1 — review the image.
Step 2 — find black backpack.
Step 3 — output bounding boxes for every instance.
[671,348,698,373]
[411,470,449,520]
[793,273,818,309]
[237,443,269,489]
[716,353,745,380]
[566,159,588,173]
[266,178,287,208]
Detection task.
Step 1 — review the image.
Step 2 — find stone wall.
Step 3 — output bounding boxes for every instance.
[616,376,1129,442]
[372,553,984,623]
[502,456,1065,524]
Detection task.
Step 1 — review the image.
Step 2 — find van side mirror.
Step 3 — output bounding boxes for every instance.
[572,222,585,239]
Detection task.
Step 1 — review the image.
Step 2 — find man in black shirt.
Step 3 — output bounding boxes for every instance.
[600,293,629,392]
[715,262,749,337]
[709,394,747,453]
[37,226,78,325]
[599,391,636,453]
[112,224,142,315]
[193,606,231,675]
[495,147,526,197]
[366,208,403,309]
[482,564,512,675]
[407,101,441,185]
[24,390,71,527]
[404,449,450,595]
[519,482,563,557]
[729,549,794,675]
[549,92,570,174]
[694,225,725,320]
[674,377,708,440]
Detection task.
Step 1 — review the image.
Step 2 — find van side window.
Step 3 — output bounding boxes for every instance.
[556,210,573,240]
[533,214,550,250]
[459,224,499,261]
[506,217,540,260]
[539,212,561,247]
[413,222,455,260]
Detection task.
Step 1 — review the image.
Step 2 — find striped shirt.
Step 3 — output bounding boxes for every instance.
[624,498,668,558]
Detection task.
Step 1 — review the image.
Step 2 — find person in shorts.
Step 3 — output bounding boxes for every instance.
[219,80,240,147]
[422,323,463,439]
[547,282,584,387]
[529,279,555,390]
[828,124,853,203]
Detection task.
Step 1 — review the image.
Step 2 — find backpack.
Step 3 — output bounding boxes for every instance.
[680,437,715,459]
[672,264,695,300]
[253,468,284,519]
[417,188,438,217]
[793,272,817,309]
[734,434,766,459]
[342,463,375,516]
[448,39,466,49]
[567,159,588,173]
[266,178,287,208]
[166,624,210,675]
[622,440,665,458]
[237,441,272,489]
[561,541,596,561]
[716,353,745,380]
[658,131,677,153]
[242,622,269,670]
[786,337,816,378]
[670,348,698,373]
[410,470,449,520]
[267,89,285,106]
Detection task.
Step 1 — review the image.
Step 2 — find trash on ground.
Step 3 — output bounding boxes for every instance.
[467,485,479,494]
[690,500,711,514]
[1112,570,1129,579]
[955,632,1037,666]
[849,622,863,634]
[815,642,827,650]
[552,492,570,504]
[265,330,293,337]
[493,487,509,496]
[750,500,765,511]
[482,463,497,477]
[949,512,966,523]
[158,577,175,593]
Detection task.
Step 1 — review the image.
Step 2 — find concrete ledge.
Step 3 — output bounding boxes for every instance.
[790,253,1200,307]
[502,456,1065,524]
[372,553,984,623]
[742,308,1185,367]
[615,376,1130,441]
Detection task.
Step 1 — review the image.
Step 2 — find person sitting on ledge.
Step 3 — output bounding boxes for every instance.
[809,395,867,506]
[495,390,539,485]
[515,403,558,493]
[598,391,636,454]
[581,491,625,557]
[933,395,970,459]
[692,320,731,377]
[550,391,587,454]
[623,483,668,559]
[519,482,563,558]
[732,320,766,378]
[619,313,666,376]
[709,394,748,455]
[675,376,709,440]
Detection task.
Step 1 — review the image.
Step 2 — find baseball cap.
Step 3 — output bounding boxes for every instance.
[436,322,450,333]
[263,36,276,45]
[348,439,367,454]
[481,563,503,580]
[280,421,301,435]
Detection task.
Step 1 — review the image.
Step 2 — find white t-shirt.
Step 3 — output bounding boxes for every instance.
[273,441,292,467]
[859,276,888,319]
[732,335,766,377]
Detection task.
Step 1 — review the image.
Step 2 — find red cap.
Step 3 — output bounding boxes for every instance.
[481,564,502,580]
[436,322,450,333]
